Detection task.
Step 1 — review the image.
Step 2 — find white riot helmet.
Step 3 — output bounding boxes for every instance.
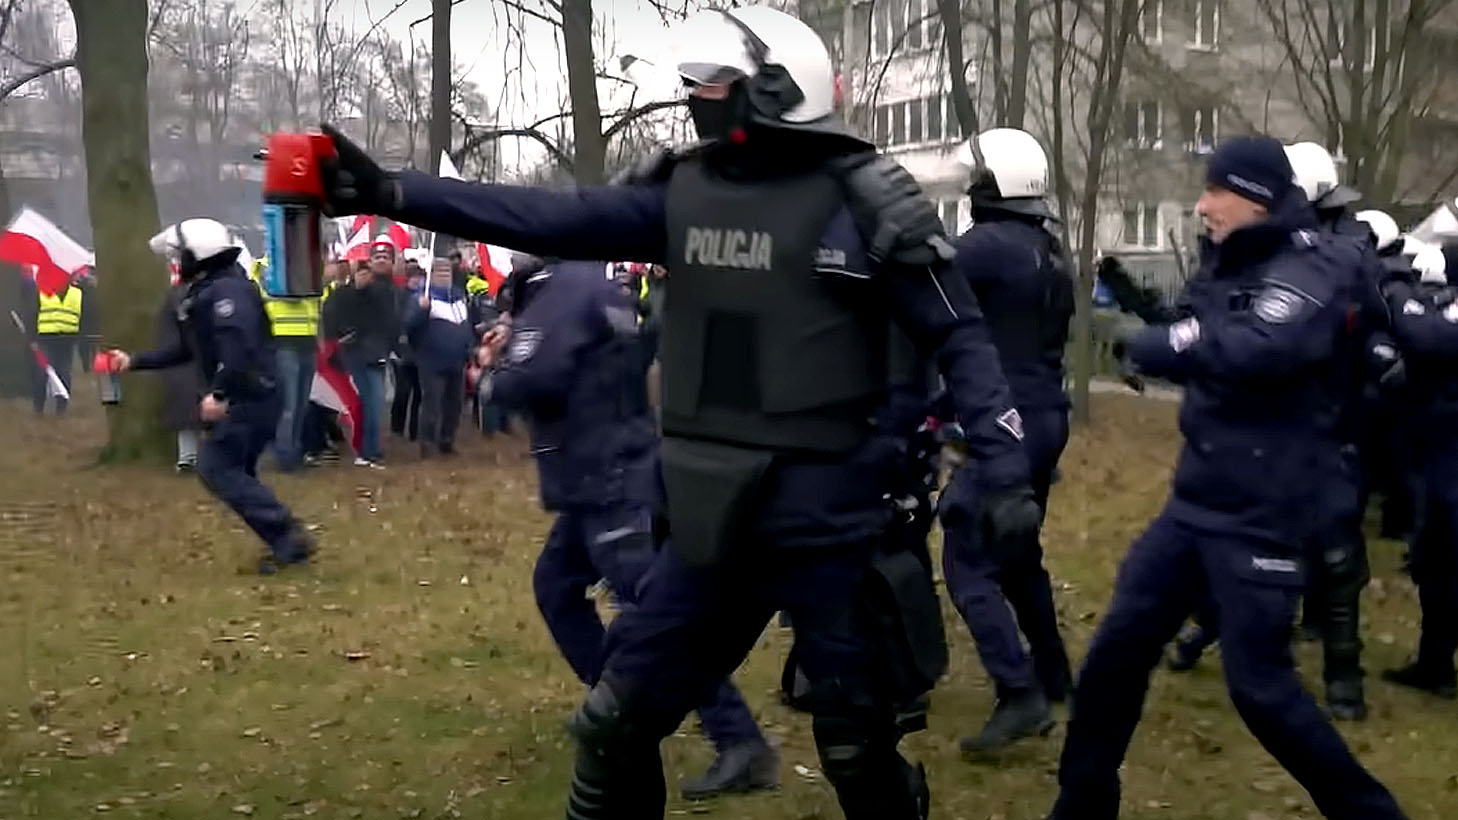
[147,218,241,281]
[1354,210,1401,252]
[1284,141,1361,208]
[1413,244,1448,285]
[672,6,866,146]
[956,128,1053,219]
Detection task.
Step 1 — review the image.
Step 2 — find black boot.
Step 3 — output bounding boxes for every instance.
[1166,623,1212,672]
[1326,678,1367,720]
[679,738,779,800]
[960,688,1054,755]
[1382,661,1457,699]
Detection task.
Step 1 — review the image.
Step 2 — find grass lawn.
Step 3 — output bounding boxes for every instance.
[0,387,1454,820]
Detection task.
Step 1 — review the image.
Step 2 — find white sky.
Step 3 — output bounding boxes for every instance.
[335,0,695,172]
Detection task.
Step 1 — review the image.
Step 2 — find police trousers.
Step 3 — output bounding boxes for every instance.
[196,398,302,559]
[592,538,922,820]
[532,504,763,752]
[1411,437,1458,676]
[942,408,1070,698]
[1051,512,1406,820]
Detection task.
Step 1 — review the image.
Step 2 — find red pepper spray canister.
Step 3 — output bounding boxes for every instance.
[92,350,121,405]
[259,132,337,297]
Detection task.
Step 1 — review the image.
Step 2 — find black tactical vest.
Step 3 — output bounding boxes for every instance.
[661,158,890,454]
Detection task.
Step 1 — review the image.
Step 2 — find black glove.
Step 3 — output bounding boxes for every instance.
[979,485,1043,566]
[318,123,402,218]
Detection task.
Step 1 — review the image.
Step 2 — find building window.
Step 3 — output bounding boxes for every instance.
[1122,203,1161,248]
[1124,100,1162,149]
[907,0,924,51]
[1192,0,1219,48]
[1140,0,1162,43]
[1182,106,1217,153]
[872,0,937,58]
[874,93,963,148]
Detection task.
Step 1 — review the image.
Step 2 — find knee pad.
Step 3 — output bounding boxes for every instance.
[812,712,924,820]
[566,679,666,820]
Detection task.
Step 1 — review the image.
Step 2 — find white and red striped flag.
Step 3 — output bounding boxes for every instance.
[311,340,362,454]
[0,207,93,296]
[8,309,69,400]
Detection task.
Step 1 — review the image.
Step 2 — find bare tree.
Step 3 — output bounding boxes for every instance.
[1255,0,1458,204]
[69,0,169,461]
[428,0,452,175]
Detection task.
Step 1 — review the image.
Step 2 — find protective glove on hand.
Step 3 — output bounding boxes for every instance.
[318,123,402,218]
[979,485,1043,566]
[941,476,1042,566]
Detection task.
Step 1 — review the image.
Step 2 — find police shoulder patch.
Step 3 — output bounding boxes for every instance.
[214,298,235,318]
[1252,287,1304,324]
[506,328,543,363]
[996,408,1025,442]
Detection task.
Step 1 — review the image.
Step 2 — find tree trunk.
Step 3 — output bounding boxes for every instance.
[0,163,23,399]
[1070,0,1139,425]
[562,0,605,185]
[938,0,978,135]
[427,0,452,176]
[1007,0,1032,128]
[69,0,168,463]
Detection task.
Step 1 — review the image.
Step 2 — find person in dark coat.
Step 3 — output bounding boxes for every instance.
[321,251,400,467]
[404,257,478,456]
[391,262,425,441]
[155,274,205,471]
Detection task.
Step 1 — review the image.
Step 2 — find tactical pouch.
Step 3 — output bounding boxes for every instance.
[863,546,950,705]
[659,436,773,569]
[778,544,948,725]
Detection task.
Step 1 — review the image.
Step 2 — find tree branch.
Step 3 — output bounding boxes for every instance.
[601,98,686,141]
[409,0,470,28]
[0,55,75,100]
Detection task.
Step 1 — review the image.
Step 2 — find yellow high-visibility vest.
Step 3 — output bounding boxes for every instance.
[465,276,489,297]
[36,287,82,335]
[250,259,320,338]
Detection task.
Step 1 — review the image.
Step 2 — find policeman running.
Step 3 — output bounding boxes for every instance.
[943,127,1074,753]
[483,254,778,800]
[1381,242,1458,699]
[1050,137,1408,820]
[111,219,315,575]
[313,7,1040,819]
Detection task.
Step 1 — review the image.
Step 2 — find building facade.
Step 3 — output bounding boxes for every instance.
[802,0,1458,298]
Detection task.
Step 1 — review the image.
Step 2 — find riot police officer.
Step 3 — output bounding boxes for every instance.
[314,7,1040,819]
[1049,137,1408,820]
[114,219,314,575]
[1382,242,1458,699]
[1281,141,1395,720]
[943,128,1074,753]
[484,257,779,800]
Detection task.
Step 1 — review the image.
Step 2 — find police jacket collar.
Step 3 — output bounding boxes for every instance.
[969,204,1049,226]
[701,130,852,181]
[1200,190,1317,274]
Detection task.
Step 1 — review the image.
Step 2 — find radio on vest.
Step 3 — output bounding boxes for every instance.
[257,132,335,297]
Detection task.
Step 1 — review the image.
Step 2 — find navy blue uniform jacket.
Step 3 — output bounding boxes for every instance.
[953,211,1073,411]
[492,261,659,512]
[391,166,1028,545]
[1128,194,1360,544]
[132,264,278,403]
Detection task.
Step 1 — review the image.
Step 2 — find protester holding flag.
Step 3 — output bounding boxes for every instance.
[19,267,93,416]
[322,243,400,468]
[405,257,478,457]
